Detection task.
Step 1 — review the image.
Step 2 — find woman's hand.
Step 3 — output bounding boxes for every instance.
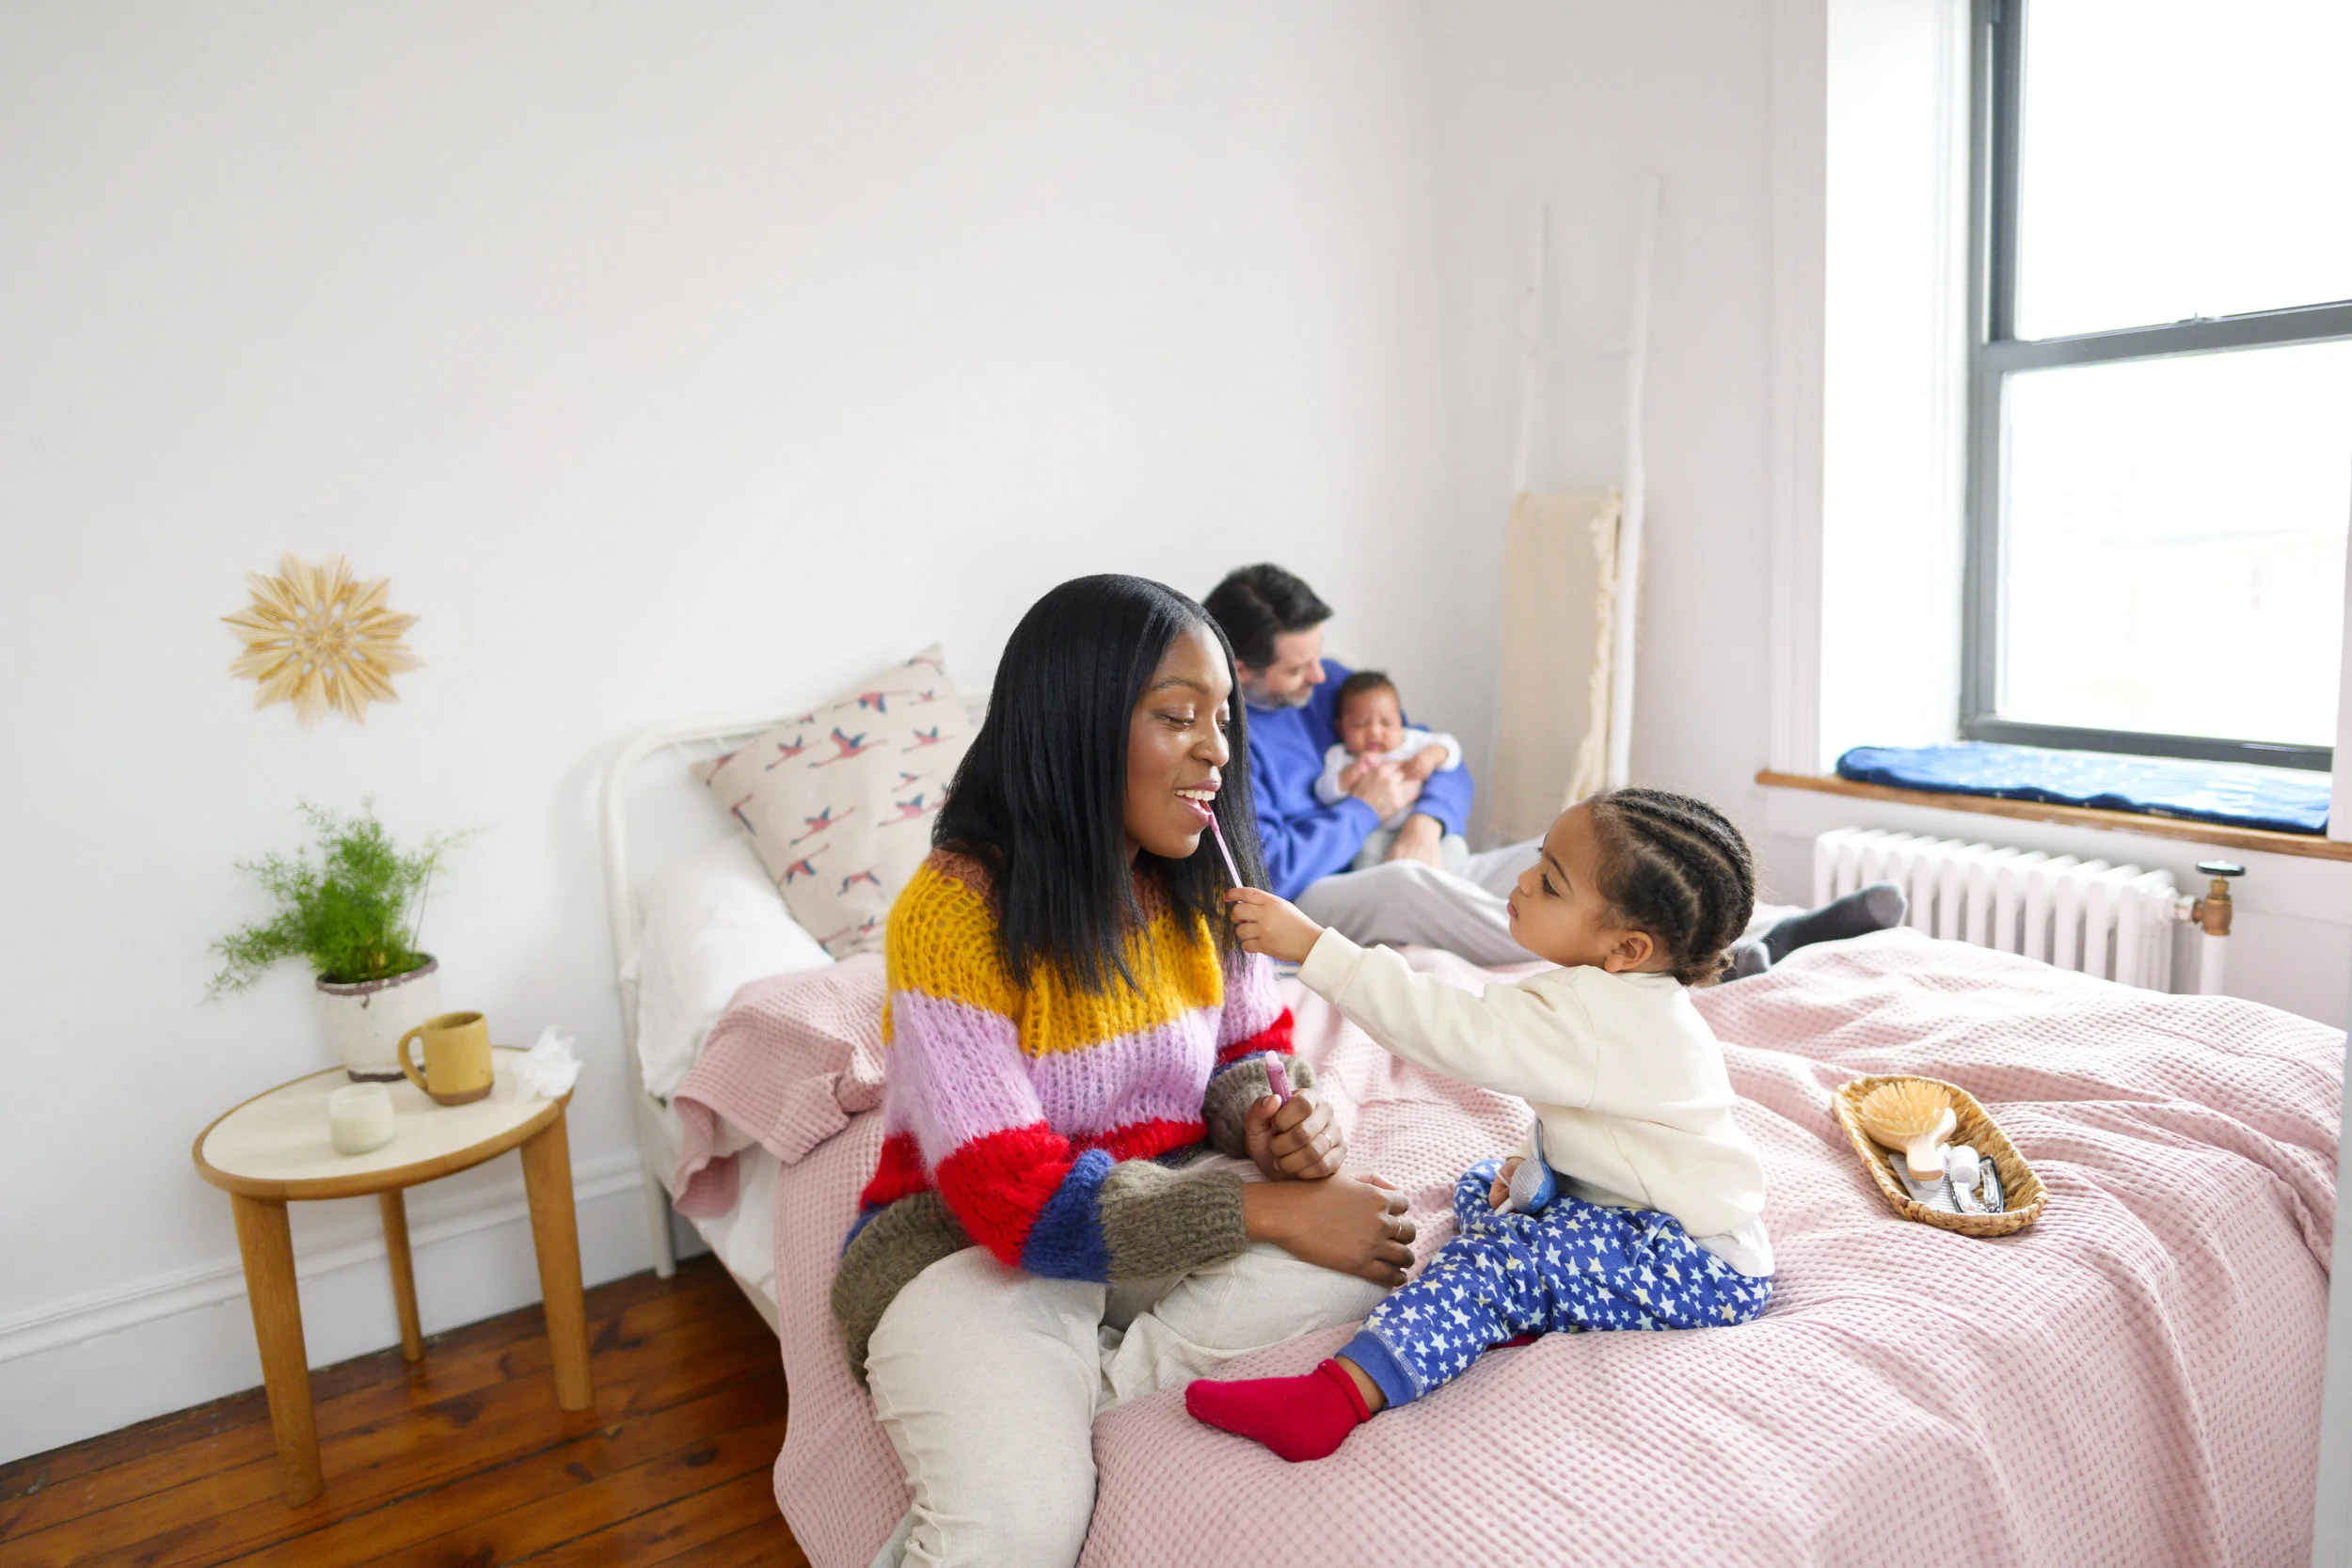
[1244,1085,1344,1181]
[1488,1156,1524,1210]
[1226,887,1325,964]
[1243,1173,1418,1287]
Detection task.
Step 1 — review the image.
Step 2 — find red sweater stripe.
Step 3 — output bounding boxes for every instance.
[1216,1012,1295,1068]
[932,1123,1080,1264]
[1074,1117,1209,1164]
[860,1132,930,1212]
[861,1117,1212,1233]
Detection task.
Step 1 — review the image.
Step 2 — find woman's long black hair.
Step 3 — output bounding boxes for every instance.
[933,574,1268,993]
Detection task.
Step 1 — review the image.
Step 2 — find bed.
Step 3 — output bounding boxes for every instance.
[599,689,991,1330]
[606,703,2342,1567]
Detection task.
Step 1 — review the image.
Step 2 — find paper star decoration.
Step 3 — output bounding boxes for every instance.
[223,554,420,726]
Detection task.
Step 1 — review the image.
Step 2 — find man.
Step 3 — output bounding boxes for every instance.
[1203,563,1539,965]
[1204,563,1907,970]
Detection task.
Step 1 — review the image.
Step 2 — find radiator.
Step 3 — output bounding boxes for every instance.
[1811,827,2240,994]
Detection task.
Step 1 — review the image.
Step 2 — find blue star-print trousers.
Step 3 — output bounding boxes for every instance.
[1342,1161,1772,1406]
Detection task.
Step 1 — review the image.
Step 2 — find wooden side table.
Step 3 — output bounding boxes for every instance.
[192,1048,592,1505]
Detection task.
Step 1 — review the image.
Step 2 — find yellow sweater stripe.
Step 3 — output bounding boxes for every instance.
[882,857,1228,1060]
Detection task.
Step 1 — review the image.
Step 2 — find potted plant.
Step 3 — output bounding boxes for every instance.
[208,802,469,1081]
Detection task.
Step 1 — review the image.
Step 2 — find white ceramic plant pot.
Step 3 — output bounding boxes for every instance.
[315,957,441,1082]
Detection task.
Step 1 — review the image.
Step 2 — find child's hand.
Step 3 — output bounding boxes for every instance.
[1225,887,1325,964]
[1488,1156,1524,1210]
[1405,744,1449,783]
[1338,756,1371,791]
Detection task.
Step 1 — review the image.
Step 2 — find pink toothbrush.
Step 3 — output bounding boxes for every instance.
[1205,811,1243,888]
[1204,805,1276,1112]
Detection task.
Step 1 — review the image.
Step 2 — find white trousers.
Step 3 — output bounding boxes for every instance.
[864,1173,1385,1567]
[1295,837,1544,967]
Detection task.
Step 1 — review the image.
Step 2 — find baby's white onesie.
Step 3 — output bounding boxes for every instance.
[1313,729,1464,829]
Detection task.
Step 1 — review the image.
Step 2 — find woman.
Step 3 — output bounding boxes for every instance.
[834,575,1415,1566]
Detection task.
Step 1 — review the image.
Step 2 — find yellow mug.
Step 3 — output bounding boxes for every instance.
[398,1011,494,1106]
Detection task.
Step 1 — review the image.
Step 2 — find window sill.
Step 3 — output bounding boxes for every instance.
[1755,771,2352,863]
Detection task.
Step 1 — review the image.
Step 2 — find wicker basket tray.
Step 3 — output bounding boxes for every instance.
[1833,1075,2046,1237]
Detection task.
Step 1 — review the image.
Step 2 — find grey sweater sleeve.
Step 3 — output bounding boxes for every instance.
[1201,1053,1319,1160]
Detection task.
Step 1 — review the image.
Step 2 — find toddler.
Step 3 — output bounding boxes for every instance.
[1192,787,1772,1461]
[1313,670,1470,874]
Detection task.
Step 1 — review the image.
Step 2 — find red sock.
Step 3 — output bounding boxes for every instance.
[1185,1358,1373,1462]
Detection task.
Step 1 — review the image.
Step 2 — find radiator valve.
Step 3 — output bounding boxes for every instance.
[2191,861,2244,938]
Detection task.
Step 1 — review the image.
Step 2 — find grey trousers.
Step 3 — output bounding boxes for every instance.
[1295,837,1545,967]
[1350,826,1472,875]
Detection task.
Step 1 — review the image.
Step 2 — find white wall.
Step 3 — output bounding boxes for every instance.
[0,0,1454,1460]
[1419,0,1777,838]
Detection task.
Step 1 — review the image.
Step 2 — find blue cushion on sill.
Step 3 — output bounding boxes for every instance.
[1834,743,2329,836]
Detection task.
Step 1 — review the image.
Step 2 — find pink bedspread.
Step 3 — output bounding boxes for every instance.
[690,929,2342,1568]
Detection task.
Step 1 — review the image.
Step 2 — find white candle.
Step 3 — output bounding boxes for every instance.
[328,1082,397,1155]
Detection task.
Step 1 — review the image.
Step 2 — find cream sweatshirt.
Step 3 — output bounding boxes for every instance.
[1297,929,1773,1275]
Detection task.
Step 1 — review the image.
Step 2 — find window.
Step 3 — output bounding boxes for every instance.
[1964,0,2352,770]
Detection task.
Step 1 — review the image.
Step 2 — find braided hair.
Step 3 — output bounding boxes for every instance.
[1583,788,1756,986]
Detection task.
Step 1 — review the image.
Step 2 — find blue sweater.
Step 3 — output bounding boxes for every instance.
[1245,660,1474,900]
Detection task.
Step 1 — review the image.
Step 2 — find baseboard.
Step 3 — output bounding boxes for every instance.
[0,1151,657,1465]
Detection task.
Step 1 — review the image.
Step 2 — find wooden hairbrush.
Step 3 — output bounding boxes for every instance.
[1856,1080,1958,1180]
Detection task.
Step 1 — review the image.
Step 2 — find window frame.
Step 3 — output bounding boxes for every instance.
[1962,0,2352,772]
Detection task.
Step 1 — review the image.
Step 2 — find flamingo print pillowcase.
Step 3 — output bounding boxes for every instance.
[695,645,972,958]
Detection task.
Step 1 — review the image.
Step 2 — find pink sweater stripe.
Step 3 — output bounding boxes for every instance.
[883,989,1041,1162]
[1028,1004,1222,1138]
[1218,947,1285,1044]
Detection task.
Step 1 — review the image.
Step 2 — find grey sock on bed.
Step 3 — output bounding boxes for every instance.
[1727,938,1772,979]
[1763,882,1907,965]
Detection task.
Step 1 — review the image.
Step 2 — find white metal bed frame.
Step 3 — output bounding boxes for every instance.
[597,689,988,1293]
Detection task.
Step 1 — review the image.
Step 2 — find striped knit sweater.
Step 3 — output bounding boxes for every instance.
[830,847,1309,1377]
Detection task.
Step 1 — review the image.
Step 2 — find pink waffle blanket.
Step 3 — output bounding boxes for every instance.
[676,929,2342,1568]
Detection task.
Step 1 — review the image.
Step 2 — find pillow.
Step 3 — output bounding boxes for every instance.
[627,833,834,1101]
[698,645,972,958]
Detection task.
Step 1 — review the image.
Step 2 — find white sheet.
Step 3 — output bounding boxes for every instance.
[625,833,834,1101]
[625,832,824,1319]
[694,1143,779,1303]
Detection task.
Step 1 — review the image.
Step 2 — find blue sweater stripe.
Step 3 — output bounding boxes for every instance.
[1019,1148,1115,1279]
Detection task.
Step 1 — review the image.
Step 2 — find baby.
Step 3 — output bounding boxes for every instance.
[1313,670,1470,874]
[1192,787,1773,1461]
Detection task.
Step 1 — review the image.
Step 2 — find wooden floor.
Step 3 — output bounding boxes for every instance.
[0,1257,808,1566]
